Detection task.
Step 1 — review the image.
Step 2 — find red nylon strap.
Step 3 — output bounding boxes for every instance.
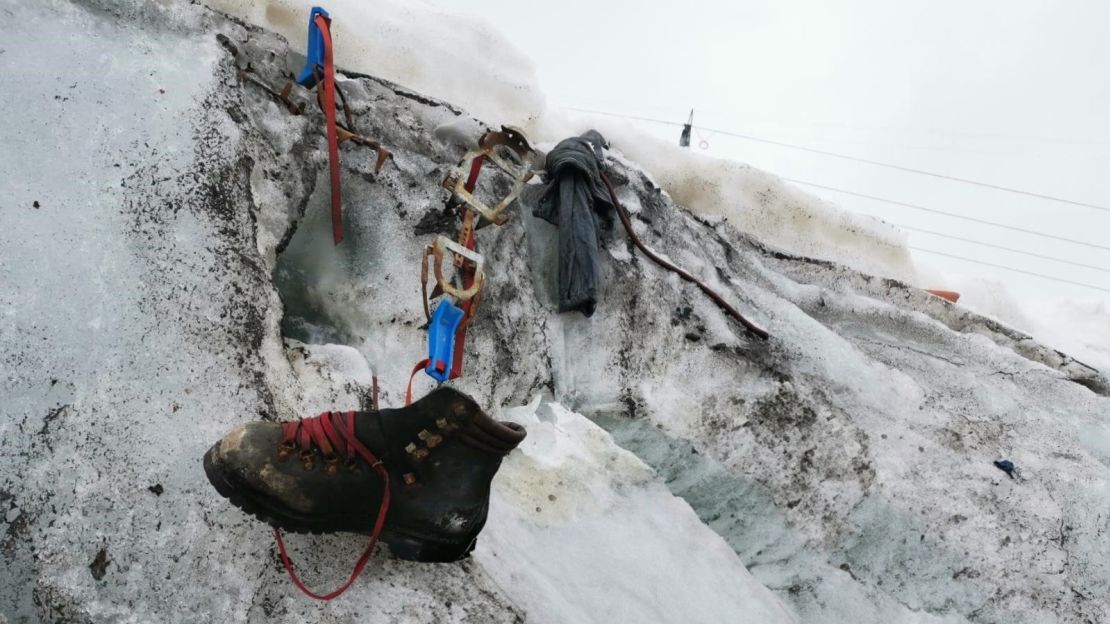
[449,156,485,380]
[273,411,391,600]
[464,154,484,190]
[449,275,475,380]
[314,14,343,245]
[304,416,334,456]
[317,413,343,456]
[598,171,770,340]
[406,358,432,406]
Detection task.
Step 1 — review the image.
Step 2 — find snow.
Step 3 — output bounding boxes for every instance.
[207,0,1108,382]
[1025,299,1110,375]
[4,1,1110,623]
[955,282,1110,377]
[580,121,920,281]
[476,398,796,624]
[0,2,522,621]
[278,80,1110,619]
[204,0,543,125]
[207,0,918,286]
[0,3,795,620]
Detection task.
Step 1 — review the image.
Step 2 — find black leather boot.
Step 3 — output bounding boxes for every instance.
[203,387,526,562]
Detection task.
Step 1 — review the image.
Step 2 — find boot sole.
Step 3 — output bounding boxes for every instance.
[203,444,477,562]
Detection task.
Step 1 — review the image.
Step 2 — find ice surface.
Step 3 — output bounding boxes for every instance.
[277,73,1110,620]
[476,398,796,624]
[0,2,519,621]
[4,1,1110,623]
[0,3,793,621]
[207,0,1108,382]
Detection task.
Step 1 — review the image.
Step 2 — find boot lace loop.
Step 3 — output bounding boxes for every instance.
[273,410,391,601]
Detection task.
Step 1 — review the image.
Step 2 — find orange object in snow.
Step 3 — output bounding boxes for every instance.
[926,289,960,303]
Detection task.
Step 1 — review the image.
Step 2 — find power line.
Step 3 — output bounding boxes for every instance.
[895,224,1110,275]
[784,177,1110,291]
[560,105,1110,294]
[563,106,685,129]
[910,247,1110,295]
[576,102,1110,147]
[785,178,1110,253]
[562,105,1110,214]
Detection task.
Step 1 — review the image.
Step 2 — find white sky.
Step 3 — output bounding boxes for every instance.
[427,0,1110,306]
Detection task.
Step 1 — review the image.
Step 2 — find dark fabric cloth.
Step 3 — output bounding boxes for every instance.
[534,132,613,317]
[993,459,1017,479]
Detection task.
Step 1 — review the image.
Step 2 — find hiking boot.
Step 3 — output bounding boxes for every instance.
[203,386,526,562]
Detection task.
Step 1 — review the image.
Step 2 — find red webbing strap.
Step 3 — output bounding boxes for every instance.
[449,156,485,380]
[598,171,769,340]
[273,411,391,600]
[406,358,431,406]
[449,274,475,380]
[314,14,343,245]
[464,154,484,191]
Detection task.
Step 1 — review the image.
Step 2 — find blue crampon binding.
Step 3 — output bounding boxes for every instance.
[296,6,331,87]
[425,300,465,384]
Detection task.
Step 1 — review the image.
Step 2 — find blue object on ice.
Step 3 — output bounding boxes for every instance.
[993,459,1016,479]
[296,6,331,87]
[426,300,465,384]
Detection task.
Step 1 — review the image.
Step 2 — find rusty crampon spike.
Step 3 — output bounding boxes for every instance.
[240,67,392,173]
[335,126,392,173]
[238,69,304,115]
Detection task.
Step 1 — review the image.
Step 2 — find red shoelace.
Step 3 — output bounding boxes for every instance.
[274,411,390,600]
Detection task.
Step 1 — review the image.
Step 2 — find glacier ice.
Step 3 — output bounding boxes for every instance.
[2,1,1109,623]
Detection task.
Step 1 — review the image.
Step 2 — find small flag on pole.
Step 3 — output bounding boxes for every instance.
[679,109,693,148]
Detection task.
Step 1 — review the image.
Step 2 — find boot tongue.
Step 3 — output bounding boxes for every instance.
[351,409,394,461]
[370,387,527,458]
[459,411,526,456]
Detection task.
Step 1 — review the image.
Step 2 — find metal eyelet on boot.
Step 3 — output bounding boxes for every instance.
[405,442,430,462]
[418,430,444,447]
[276,440,296,462]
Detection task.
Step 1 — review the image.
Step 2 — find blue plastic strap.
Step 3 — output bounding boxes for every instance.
[296,6,331,88]
[425,300,465,384]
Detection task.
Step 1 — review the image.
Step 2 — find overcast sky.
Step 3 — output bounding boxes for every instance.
[427,0,1110,306]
